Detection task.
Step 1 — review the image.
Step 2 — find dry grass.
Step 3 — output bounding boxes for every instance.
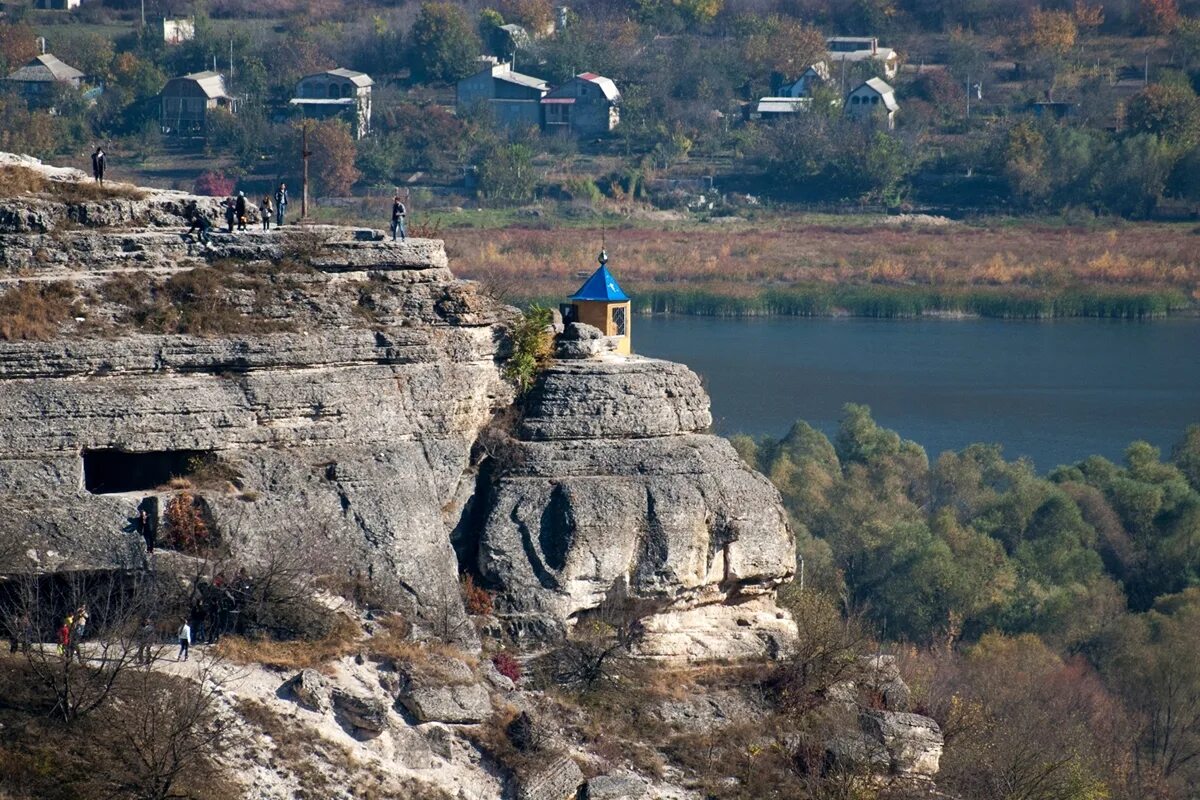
[366,615,478,680]
[212,616,361,671]
[0,281,80,341]
[0,165,146,202]
[446,220,1200,307]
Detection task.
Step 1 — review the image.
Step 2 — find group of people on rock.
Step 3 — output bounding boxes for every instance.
[185,184,289,245]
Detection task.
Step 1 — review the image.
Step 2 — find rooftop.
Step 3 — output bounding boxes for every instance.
[316,68,374,87]
[5,54,84,84]
[571,261,630,302]
[169,70,231,99]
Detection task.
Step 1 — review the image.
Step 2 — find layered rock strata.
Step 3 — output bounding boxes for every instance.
[0,153,796,659]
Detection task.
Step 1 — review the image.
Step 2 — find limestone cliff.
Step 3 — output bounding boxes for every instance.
[0,153,794,658]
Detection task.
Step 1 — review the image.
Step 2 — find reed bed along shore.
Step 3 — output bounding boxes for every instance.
[446,218,1200,318]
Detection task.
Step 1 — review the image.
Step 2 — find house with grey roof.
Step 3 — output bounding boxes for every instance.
[456,62,549,130]
[845,77,899,129]
[827,37,899,80]
[290,68,374,139]
[540,72,620,136]
[3,54,84,103]
[159,71,234,137]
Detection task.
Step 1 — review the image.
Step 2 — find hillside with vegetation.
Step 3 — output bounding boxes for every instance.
[2,0,1200,312]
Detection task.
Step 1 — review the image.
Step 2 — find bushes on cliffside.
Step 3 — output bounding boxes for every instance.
[502,304,553,394]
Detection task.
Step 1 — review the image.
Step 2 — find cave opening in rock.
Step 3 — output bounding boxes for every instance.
[83,449,211,494]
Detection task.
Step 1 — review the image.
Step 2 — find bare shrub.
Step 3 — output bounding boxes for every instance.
[768,587,870,714]
[79,656,246,800]
[461,574,493,616]
[537,594,655,694]
[2,571,183,724]
[164,490,214,554]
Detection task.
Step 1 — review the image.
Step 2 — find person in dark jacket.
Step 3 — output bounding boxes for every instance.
[136,496,159,552]
[390,194,407,241]
[235,192,247,231]
[274,183,288,226]
[91,147,105,186]
[224,197,236,233]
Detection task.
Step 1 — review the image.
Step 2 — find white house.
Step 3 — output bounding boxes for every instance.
[845,77,899,129]
[827,37,899,80]
[780,62,829,98]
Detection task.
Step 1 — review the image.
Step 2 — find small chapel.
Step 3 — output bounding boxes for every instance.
[561,250,632,355]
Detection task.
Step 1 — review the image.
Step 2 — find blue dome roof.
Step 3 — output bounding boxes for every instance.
[570,264,629,302]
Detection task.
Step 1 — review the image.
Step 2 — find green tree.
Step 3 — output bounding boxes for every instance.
[475,142,537,203]
[409,2,482,83]
[1125,83,1200,151]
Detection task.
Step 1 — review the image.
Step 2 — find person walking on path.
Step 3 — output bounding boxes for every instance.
[274,183,288,226]
[260,194,273,231]
[70,605,88,663]
[91,147,105,186]
[57,616,71,657]
[137,617,155,665]
[224,197,236,233]
[235,192,248,231]
[177,619,191,661]
[391,194,407,241]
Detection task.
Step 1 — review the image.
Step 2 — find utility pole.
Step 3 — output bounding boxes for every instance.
[140,0,145,28]
[966,73,970,120]
[301,121,312,220]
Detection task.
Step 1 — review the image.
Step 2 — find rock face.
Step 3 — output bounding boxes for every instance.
[0,153,796,660]
[477,358,796,658]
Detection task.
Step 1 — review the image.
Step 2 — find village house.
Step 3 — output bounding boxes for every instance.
[456,62,548,130]
[33,0,79,10]
[845,77,899,129]
[3,54,84,103]
[745,96,811,121]
[289,68,374,139]
[159,71,234,137]
[827,36,899,80]
[541,72,620,136]
[779,63,829,98]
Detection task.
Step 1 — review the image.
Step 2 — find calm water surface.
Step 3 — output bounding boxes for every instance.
[634,315,1200,470]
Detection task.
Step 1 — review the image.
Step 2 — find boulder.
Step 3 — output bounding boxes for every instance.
[584,771,648,799]
[516,754,584,800]
[391,655,493,724]
[859,710,943,779]
[860,655,912,712]
[331,688,390,738]
[561,322,603,341]
[282,668,331,713]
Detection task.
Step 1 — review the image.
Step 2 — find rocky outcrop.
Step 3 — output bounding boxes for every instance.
[389,655,493,724]
[0,153,796,661]
[283,668,332,712]
[477,358,796,659]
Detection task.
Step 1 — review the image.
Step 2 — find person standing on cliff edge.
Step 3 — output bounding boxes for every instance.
[91,147,105,186]
[391,194,407,241]
[274,183,288,226]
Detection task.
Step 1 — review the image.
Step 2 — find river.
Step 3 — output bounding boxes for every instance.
[633,315,1200,470]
